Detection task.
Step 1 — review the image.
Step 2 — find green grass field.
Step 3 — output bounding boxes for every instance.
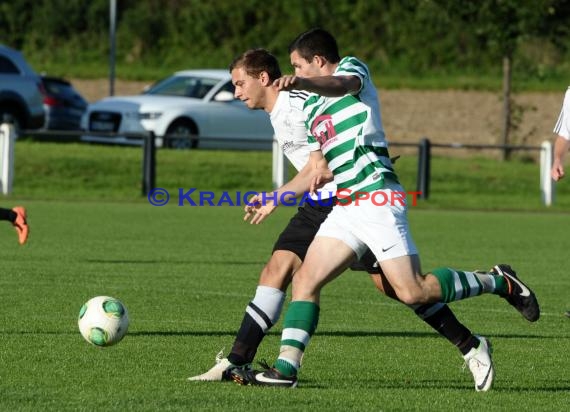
[0,142,569,411]
[1,203,569,411]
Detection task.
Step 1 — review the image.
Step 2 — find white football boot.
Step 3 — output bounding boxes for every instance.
[188,350,250,382]
[463,336,494,392]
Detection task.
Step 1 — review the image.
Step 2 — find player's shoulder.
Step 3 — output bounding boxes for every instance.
[287,90,310,111]
[339,56,368,69]
[337,56,370,78]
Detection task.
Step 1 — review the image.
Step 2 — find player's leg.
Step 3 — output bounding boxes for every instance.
[0,207,12,221]
[224,202,339,369]
[0,206,28,245]
[189,201,329,381]
[370,271,481,353]
[188,250,299,382]
[270,236,355,381]
[232,208,365,386]
[225,250,299,368]
[233,236,356,387]
[359,183,539,321]
[378,253,540,323]
[379,257,539,322]
[369,271,494,391]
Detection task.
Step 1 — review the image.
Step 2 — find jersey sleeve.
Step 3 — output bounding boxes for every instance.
[306,121,320,151]
[303,94,322,151]
[334,56,369,94]
[554,88,570,140]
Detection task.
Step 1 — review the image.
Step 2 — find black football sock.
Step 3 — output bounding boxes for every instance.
[0,208,16,222]
[227,311,266,366]
[415,303,479,355]
[227,286,285,366]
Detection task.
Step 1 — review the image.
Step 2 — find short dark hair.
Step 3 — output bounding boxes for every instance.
[229,48,281,81]
[288,28,340,64]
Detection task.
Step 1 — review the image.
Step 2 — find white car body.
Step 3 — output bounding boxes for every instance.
[80,69,274,150]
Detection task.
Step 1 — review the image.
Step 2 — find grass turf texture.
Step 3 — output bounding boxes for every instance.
[0,142,569,410]
[0,203,568,411]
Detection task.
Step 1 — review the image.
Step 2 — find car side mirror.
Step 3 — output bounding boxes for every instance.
[214,90,235,102]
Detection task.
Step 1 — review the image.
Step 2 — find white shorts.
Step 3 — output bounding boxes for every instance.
[316,180,418,262]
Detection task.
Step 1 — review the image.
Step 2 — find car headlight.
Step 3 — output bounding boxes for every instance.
[138,112,163,120]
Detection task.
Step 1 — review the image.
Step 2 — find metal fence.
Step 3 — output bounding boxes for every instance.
[0,122,556,206]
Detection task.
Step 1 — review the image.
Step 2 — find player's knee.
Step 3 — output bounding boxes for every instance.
[394,288,425,305]
[291,267,323,294]
[259,259,295,289]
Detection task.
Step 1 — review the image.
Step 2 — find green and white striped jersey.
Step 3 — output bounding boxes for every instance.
[305,56,397,194]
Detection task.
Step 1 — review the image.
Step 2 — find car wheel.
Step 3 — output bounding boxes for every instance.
[165,119,198,149]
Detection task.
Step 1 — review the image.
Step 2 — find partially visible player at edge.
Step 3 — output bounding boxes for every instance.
[188,47,518,392]
[549,86,570,318]
[0,206,28,244]
[229,28,540,389]
[551,86,570,181]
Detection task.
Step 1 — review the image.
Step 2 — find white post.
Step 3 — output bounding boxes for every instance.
[272,137,287,189]
[0,121,16,195]
[540,140,554,206]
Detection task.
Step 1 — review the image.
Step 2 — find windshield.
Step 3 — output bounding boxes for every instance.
[144,75,219,99]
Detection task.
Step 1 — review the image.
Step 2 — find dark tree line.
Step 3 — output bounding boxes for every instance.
[1,0,569,150]
[1,0,568,79]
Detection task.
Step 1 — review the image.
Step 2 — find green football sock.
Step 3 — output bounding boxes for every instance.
[431,267,507,302]
[274,301,320,376]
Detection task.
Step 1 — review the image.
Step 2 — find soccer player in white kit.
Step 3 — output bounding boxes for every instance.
[550,87,570,318]
[551,87,570,181]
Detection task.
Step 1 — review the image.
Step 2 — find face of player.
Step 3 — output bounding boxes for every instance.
[290,50,323,78]
[231,67,267,110]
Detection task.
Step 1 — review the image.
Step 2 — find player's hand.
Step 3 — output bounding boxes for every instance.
[273,75,304,91]
[310,170,334,195]
[551,162,565,181]
[243,193,277,224]
[244,193,261,219]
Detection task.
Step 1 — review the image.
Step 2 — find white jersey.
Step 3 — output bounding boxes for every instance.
[270,90,337,199]
[554,87,570,140]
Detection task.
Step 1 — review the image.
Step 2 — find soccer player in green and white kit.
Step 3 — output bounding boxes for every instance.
[231,28,540,389]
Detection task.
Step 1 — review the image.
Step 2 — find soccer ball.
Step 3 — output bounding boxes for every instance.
[78,296,129,347]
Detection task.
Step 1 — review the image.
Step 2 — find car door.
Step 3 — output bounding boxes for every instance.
[202,81,274,150]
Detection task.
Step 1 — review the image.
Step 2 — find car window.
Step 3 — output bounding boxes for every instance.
[145,76,218,99]
[43,78,74,97]
[218,81,235,94]
[0,56,20,74]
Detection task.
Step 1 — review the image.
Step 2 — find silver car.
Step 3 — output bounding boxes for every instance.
[81,69,274,150]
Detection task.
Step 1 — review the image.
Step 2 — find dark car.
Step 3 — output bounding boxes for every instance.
[41,76,87,130]
[0,44,45,130]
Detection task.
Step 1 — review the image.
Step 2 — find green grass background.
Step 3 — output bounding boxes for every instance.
[0,142,569,411]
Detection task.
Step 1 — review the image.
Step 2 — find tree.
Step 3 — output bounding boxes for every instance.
[435,0,554,159]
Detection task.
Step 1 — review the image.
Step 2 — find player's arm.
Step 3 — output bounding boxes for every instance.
[551,135,570,181]
[273,150,332,200]
[244,151,331,224]
[273,75,361,97]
